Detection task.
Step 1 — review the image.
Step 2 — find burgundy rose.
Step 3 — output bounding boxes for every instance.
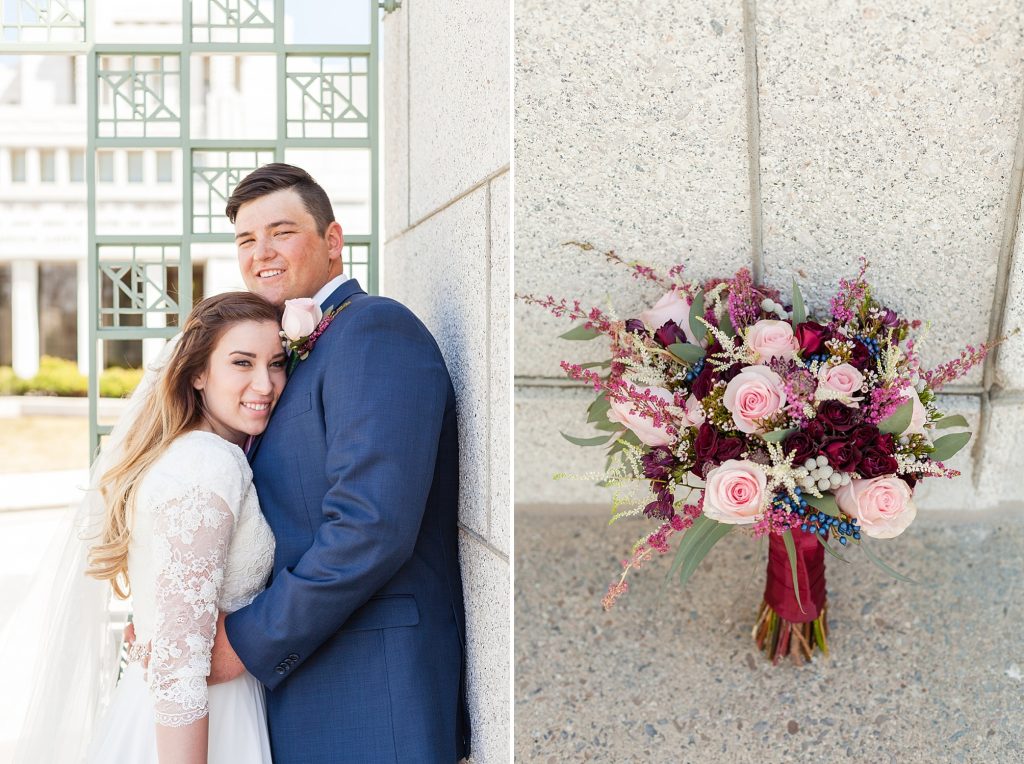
[625,318,647,335]
[804,418,826,442]
[795,321,830,356]
[858,447,899,478]
[690,362,717,400]
[718,362,745,384]
[714,436,745,463]
[821,437,861,472]
[847,338,872,370]
[694,423,719,462]
[817,400,860,433]
[876,432,896,455]
[850,423,880,450]
[783,430,818,466]
[654,320,689,348]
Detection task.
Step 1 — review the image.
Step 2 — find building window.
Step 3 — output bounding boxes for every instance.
[10,149,26,182]
[165,263,206,327]
[69,150,85,183]
[0,265,11,367]
[98,152,114,183]
[127,151,144,183]
[40,150,56,183]
[38,263,78,362]
[156,151,173,183]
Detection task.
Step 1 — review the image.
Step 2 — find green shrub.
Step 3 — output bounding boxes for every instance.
[0,358,144,398]
[0,366,28,395]
[100,366,145,398]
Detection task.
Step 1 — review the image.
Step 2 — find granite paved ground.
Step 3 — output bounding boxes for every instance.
[514,506,1024,763]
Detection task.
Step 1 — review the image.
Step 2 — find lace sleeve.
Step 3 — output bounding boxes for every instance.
[148,484,236,727]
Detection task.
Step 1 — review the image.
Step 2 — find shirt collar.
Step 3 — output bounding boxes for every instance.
[312,273,352,309]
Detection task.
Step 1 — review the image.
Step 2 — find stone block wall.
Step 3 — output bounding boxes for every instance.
[515,0,1024,509]
[382,2,510,761]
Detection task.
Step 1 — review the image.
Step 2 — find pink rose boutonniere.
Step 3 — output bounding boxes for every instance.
[281,298,350,373]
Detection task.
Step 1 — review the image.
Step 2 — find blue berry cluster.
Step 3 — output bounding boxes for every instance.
[685,356,706,382]
[803,352,829,366]
[855,335,882,358]
[798,510,862,545]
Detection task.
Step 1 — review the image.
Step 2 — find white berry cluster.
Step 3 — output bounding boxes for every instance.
[760,297,789,320]
[794,455,852,492]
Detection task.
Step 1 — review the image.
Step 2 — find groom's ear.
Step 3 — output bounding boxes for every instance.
[325,221,344,265]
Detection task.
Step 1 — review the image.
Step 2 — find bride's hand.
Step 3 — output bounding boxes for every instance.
[123,621,152,669]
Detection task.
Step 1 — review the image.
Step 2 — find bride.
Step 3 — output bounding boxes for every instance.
[15,291,285,763]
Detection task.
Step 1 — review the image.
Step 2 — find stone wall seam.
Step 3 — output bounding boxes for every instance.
[983,86,1024,392]
[743,0,764,285]
[384,165,510,246]
[458,524,511,563]
[485,179,493,541]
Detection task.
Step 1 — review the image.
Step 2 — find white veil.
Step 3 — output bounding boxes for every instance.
[4,336,179,763]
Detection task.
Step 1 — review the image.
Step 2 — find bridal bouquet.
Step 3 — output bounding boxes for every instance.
[522,245,998,664]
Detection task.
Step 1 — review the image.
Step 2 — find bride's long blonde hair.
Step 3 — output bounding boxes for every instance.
[86,292,281,598]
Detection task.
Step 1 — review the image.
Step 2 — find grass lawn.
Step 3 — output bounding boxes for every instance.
[0,416,91,473]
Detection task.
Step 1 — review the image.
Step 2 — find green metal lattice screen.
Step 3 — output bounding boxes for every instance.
[0,0,384,459]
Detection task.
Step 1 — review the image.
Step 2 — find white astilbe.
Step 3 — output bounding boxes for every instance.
[699,316,758,369]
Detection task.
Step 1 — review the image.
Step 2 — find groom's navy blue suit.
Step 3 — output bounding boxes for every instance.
[225,278,470,763]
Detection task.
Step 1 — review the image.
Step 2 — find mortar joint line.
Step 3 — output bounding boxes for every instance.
[742,0,764,286]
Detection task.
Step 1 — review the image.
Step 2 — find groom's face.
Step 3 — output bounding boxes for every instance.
[234,187,343,307]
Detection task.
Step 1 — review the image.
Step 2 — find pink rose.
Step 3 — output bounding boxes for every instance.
[723,365,787,434]
[746,319,799,363]
[901,386,930,439]
[683,393,705,427]
[835,476,917,539]
[703,459,767,524]
[817,363,865,406]
[606,385,675,447]
[638,290,704,346]
[281,298,322,341]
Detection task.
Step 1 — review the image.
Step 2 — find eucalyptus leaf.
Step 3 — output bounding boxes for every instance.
[719,307,736,338]
[877,399,914,435]
[803,492,839,517]
[678,522,733,590]
[688,291,706,345]
[620,430,642,448]
[667,342,706,365]
[586,394,612,424]
[560,431,614,447]
[815,533,850,563]
[667,515,714,581]
[593,420,621,433]
[933,414,969,430]
[861,540,919,584]
[559,324,602,341]
[791,278,807,326]
[761,428,797,443]
[782,530,805,614]
[579,360,611,370]
[928,431,971,462]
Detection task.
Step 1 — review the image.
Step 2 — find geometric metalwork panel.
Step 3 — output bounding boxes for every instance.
[97,245,180,330]
[286,55,369,139]
[342,241,369,289]
[1,0,85,43]
[192,149,275,234]
[191,0,274,44]
[97,55,181,139]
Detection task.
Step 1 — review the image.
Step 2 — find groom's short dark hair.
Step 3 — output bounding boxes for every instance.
[226,163,336,236]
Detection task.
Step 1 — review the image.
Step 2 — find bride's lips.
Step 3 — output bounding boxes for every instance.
[241,401,273,416]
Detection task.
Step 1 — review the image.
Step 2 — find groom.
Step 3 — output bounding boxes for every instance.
[215,164,470,762]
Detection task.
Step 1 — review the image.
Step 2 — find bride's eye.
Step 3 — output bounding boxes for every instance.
[233,359,252,367]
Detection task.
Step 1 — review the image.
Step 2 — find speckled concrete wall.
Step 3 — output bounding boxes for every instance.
[515,0,1024,509]
[382,2,510,761]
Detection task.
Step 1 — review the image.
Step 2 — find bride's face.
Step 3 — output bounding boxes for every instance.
[193,319,287,446]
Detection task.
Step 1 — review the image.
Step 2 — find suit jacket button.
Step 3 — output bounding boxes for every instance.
[275,666,286,675]
[288,653,299,661]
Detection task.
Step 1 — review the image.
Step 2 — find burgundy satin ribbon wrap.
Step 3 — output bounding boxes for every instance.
[764,528,827,623]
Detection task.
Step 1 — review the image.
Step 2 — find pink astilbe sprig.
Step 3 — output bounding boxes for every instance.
[516,293,616,336]
[864,384,911,425]
[563,240,677,291]
[830,256,870,324]
[778,363,818,426]
[922,342,991,391]
[723,268,768,332]
[602,503,703,611]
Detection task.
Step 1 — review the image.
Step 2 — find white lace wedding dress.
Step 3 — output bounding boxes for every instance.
[85,430,275,763]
